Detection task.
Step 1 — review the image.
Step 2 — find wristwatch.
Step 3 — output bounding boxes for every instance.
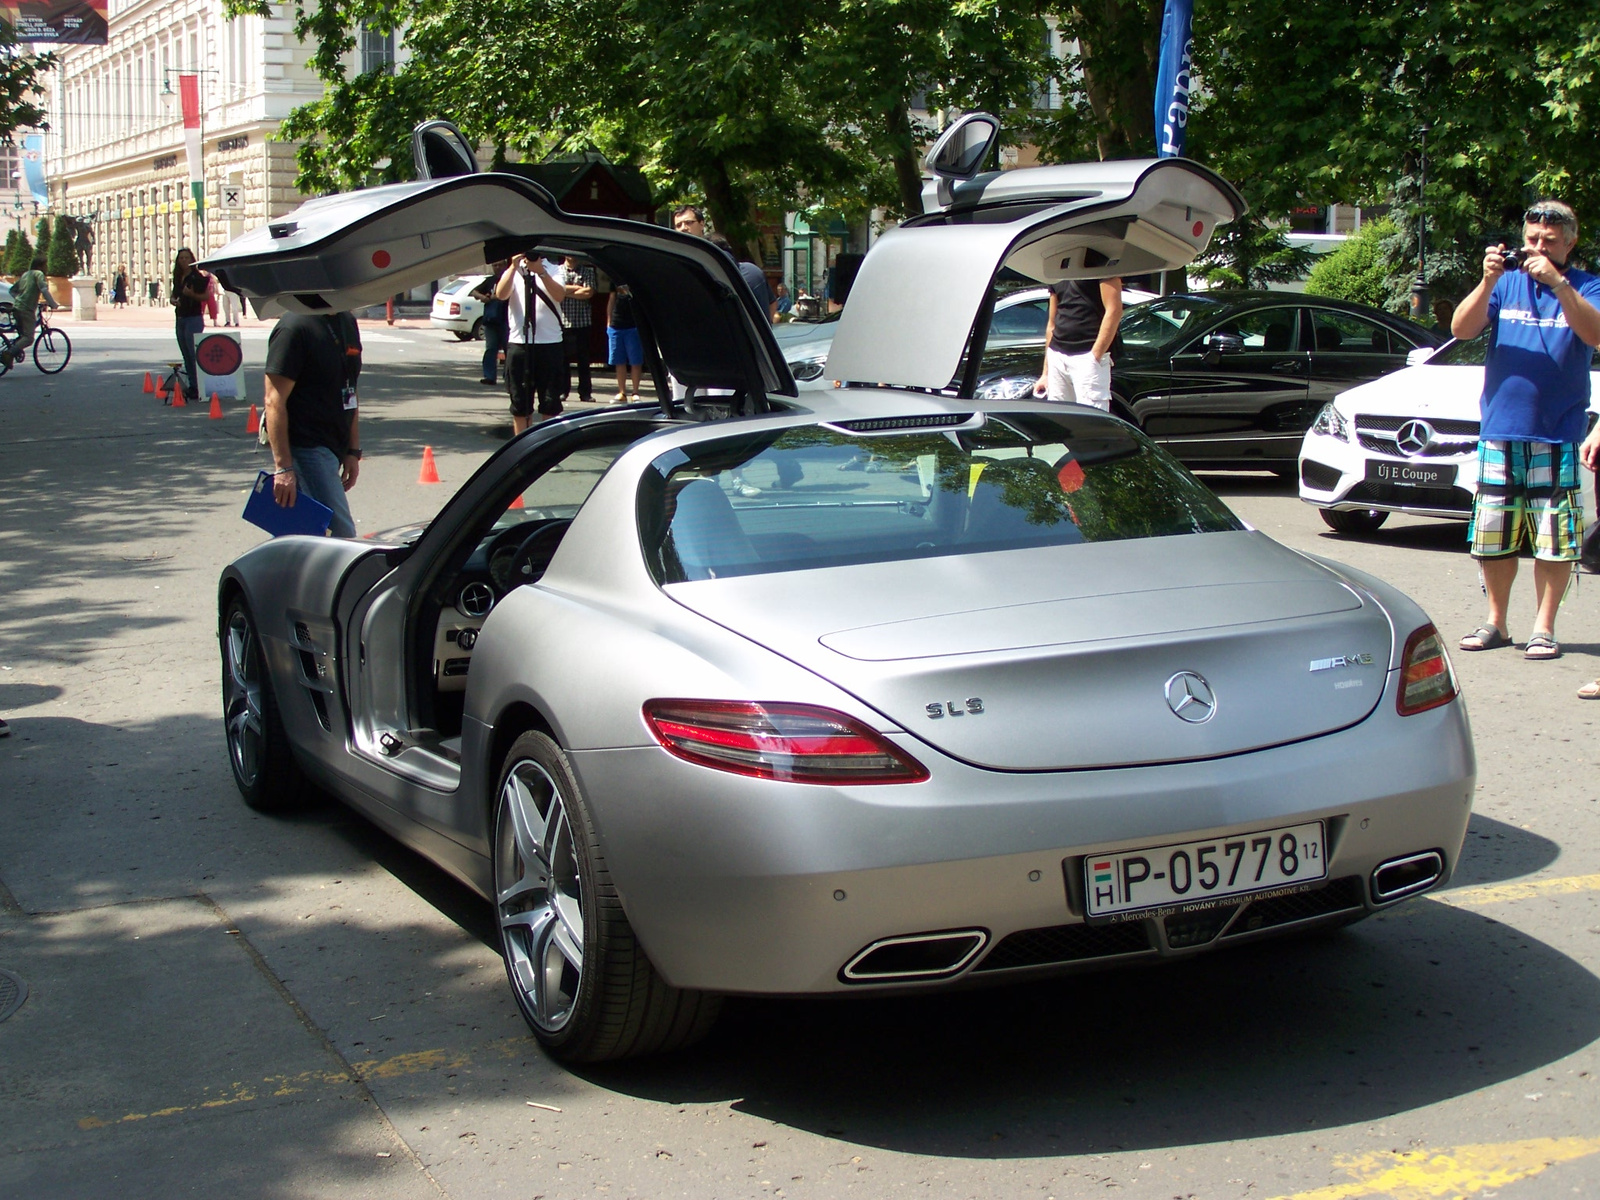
[346,447,362,459]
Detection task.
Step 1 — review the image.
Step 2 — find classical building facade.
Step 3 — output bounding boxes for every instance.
[34,0,391,301]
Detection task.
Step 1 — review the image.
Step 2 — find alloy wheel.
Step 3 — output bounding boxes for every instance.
[496,760,585,1032]
[224,610,264,788]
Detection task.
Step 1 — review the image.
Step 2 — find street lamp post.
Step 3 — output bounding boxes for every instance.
[1410,123,1431,324]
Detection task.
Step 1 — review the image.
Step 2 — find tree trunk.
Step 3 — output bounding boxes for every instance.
[699,159,758,262]
[885,100,925,220]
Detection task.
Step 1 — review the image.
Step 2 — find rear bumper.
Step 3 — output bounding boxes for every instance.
[571,680,1474,995]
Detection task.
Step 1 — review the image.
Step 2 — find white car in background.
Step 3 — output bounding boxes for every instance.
[785,285,1157,390]
[1298,335,1599,533]
[430,273,489,340]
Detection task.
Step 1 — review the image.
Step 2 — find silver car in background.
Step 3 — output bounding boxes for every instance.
[206,115,1474,1063]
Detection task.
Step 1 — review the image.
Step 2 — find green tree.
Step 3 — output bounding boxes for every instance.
[1304,219,1404,310]
[1030,0,1164,163]
[33,216,49,270]
[7,230,34,275]
[0,22,54,143]
[46,214,77,276]
[1189,214,1316,289]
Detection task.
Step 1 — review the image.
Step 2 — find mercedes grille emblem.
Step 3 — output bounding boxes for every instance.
[1396,419,1434,456]
[1165,671,1217,723]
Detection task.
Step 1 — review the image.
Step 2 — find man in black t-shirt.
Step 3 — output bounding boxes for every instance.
[1034,276,1123,410]
[264,312,364,537]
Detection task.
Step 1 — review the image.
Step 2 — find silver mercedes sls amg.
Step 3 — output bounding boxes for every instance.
[209,117,1475,1062]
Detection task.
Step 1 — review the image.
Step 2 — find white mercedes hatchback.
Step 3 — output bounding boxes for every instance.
[1298,334,1599,533]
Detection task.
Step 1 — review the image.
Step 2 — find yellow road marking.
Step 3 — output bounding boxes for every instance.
[1269,1136,1600,1199]
[75,1037,535,1131]
[1433,873,1600,909]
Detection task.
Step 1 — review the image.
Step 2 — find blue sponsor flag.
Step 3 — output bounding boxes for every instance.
[1153,0,1195,158]
[21,135,48,206]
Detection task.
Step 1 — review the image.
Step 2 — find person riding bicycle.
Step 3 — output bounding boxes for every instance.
[2,252,60,369]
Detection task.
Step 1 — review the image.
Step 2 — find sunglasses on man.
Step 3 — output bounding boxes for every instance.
[1525,208,1576,228]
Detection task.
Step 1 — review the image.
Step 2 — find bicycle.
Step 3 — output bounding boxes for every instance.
[0,307,72,376]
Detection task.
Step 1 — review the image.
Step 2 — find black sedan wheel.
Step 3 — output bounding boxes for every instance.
[221,599,305,811]
[1320,508,1389,535]
[493,731,721,1062]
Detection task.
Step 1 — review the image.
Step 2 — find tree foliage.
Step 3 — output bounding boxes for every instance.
[1190,214,1316,289]
[6,230,34,275]
[0,23,53,143]
[46,214,78,276]
[229,0,1053,248]
[1303,219,1403,310]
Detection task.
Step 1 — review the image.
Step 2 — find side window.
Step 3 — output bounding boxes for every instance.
[1312,309,1394,354]
[1205,309,1298,353]
[987,298,1050,340]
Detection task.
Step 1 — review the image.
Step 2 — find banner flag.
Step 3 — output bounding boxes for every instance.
[9,0,109,44]
[179,74,205,226]
[1153,0,1194,158]
[20,134,47,206]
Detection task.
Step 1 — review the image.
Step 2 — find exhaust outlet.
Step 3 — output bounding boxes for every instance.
[840,929,988,983]
[1371,850,1444,902]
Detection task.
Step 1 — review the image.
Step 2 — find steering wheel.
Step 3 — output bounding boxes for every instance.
[504,520,572,588]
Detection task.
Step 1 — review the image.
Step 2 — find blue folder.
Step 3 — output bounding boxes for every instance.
[243,470,334,537]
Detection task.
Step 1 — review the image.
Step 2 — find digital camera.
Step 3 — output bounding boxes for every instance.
[1501,248,1526,271]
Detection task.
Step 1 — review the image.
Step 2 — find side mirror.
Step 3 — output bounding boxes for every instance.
[921,112,1002,212]
[411,120,479,181]
[1202,331,1245,363]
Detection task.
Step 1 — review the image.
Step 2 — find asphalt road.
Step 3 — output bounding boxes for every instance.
[3,323,1599,1199]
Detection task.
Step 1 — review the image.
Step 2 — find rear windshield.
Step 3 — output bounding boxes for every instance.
[638,412,1242,583]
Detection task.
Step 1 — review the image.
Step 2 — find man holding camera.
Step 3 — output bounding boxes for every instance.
[1452,201,1600,668]
[494,251,567,435]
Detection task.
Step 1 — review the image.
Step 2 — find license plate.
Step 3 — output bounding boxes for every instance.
[1365,459,1454,488]
[1083,822,1327,921]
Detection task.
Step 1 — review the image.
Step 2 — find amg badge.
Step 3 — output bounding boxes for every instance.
[1309,653,1374,672]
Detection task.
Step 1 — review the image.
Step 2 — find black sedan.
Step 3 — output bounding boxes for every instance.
[973,292,1444,474]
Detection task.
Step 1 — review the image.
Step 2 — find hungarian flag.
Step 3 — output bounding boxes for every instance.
[179,75,205,226]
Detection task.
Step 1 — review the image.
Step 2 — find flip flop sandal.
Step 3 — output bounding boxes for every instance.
[1578,680,1600,700]
[1524,633,1562,661]
[1459,625,1511,651]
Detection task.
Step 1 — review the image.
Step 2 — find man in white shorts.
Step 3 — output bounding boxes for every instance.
[1034,275,1123,409]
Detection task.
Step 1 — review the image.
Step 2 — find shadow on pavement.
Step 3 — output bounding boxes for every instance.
[1446,813,1561,888]
[589,901,1600,1157]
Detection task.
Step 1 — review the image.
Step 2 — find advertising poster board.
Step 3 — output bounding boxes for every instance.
[6,0,109,44]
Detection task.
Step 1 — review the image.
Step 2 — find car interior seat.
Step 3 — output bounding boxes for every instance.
[668,478,763,580]
[1264,323,1292,351]
[1315,325,1343,350]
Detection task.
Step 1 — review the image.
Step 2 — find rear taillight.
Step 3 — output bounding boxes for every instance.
[1397,624,1457,715]
[642,700,928,784]
[449,302,461,315]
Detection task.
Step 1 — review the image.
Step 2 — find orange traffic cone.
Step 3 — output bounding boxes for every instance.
[209,393,224,419]
[171,385,186,407]
[245,403,260,434]
[154,378,167,400]
[508,493,525,510]
[142,371,155,394]
[418,446,440,484]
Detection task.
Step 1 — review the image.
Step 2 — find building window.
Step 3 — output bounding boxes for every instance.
[359,24,395,75]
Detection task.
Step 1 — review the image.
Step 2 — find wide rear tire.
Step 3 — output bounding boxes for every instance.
[221,598,307,811]
[1320,508,1389,535]
[493,731,721,1062]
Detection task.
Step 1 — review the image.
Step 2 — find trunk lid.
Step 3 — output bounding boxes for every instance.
[668,531,1391,771]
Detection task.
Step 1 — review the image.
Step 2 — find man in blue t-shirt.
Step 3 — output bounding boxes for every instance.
[1452,200,1600,666]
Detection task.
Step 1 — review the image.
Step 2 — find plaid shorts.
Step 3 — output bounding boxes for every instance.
[1468,439,1584,560]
